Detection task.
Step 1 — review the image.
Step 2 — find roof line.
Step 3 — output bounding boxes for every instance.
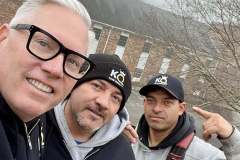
[92,19,157,40]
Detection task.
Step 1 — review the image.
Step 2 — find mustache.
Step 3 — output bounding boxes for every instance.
[87,105,105,117]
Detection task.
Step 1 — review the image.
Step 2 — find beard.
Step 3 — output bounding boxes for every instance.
[75,112,102,134]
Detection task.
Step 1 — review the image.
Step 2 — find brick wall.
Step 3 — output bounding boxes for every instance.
[0,0,22,24]
[92,21,188,84]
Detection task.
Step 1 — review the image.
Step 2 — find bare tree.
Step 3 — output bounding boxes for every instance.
[141,0,240,113]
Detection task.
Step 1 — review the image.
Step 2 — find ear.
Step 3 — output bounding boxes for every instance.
[143,97,148,106]
[0,24,10,42]
[143,98,148,111]
[143,98,146,103]
[178,102,186,116]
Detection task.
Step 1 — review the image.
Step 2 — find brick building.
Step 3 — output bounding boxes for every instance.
[81,0,218,100]
[0,0,22,24]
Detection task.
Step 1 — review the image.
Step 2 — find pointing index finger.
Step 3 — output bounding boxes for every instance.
[193,106,212,119]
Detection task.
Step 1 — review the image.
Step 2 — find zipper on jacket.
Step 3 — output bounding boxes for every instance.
[40,122,45,148]
[38,122,45,151]
[23,119,40,150]
[84,148,101,160]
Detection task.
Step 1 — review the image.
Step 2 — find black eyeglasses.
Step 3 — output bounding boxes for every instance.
[11,24,94,80]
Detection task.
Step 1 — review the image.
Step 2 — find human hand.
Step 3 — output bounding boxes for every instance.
[123,121,138,144]
[193,107,233,141]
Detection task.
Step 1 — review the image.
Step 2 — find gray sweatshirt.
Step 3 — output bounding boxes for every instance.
[132,126,240,160]
[132,135,226,160]
[220,127,240,160]
[54,101,129,160]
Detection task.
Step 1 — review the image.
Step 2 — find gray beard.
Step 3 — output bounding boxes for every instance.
[75,113,101,135]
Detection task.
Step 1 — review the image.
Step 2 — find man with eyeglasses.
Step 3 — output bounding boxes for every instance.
[0,0,94,160]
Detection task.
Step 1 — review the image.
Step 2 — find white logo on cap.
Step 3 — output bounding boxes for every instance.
[109,69,125,87]
[154,75,168,85]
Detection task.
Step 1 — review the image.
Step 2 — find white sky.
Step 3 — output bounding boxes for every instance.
[141,0,175,10]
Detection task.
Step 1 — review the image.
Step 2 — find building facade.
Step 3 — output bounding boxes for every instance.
[1,0,239,129]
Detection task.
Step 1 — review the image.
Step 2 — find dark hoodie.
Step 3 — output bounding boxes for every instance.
[137,112,195,149]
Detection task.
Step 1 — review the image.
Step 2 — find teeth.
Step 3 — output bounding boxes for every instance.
[27,78,53,93]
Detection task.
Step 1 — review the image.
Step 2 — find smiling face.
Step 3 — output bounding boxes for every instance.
[144,89,185,134]
[66,79,122,136]
[0,4,89,121]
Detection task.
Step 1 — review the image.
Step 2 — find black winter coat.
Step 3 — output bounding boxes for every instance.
[0,95,45,160]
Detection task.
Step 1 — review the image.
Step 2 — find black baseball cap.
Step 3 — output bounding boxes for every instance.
[139,74,184,102]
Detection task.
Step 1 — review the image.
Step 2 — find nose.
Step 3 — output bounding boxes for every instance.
[95,92,109,111]
[41,54,64,78]
[152,102,164,113]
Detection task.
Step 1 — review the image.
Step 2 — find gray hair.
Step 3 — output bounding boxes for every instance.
[10,0,91,28]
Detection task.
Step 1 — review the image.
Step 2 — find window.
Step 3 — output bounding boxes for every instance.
[93,27,102,40]
[133,52,149,81]
[115,32,129,59]
[117,35,128,47]
[88,27,102,55]
[133,41,151,81]
[165,47,174,58]
[159,58,171,74]
[179,64,190,79]
[115,46,125,59]
[136,52,149,70]
[142,42,152,53]
[134,68,143,79]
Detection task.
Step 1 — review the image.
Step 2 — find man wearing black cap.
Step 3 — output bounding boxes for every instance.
[132,73,226,160]
[45,54,135,160]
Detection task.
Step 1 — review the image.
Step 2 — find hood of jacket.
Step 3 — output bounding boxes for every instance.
[54,101,129,160]
[137,112,195,149]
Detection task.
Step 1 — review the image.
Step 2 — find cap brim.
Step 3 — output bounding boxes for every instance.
[139,84,180,101]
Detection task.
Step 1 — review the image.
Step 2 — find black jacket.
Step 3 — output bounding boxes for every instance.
[45,110,135,160]
[0,95,45,160]
[85,134,135,160]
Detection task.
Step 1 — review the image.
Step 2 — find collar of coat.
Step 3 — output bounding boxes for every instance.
[137,112,195,149]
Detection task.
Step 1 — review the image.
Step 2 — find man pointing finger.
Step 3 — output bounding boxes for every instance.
[193,107,233,140]
[193,107,240,160]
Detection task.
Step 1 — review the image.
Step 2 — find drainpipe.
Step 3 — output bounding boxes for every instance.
[103,27,112,53]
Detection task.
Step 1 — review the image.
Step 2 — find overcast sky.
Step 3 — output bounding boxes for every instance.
[141,0,175,10]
